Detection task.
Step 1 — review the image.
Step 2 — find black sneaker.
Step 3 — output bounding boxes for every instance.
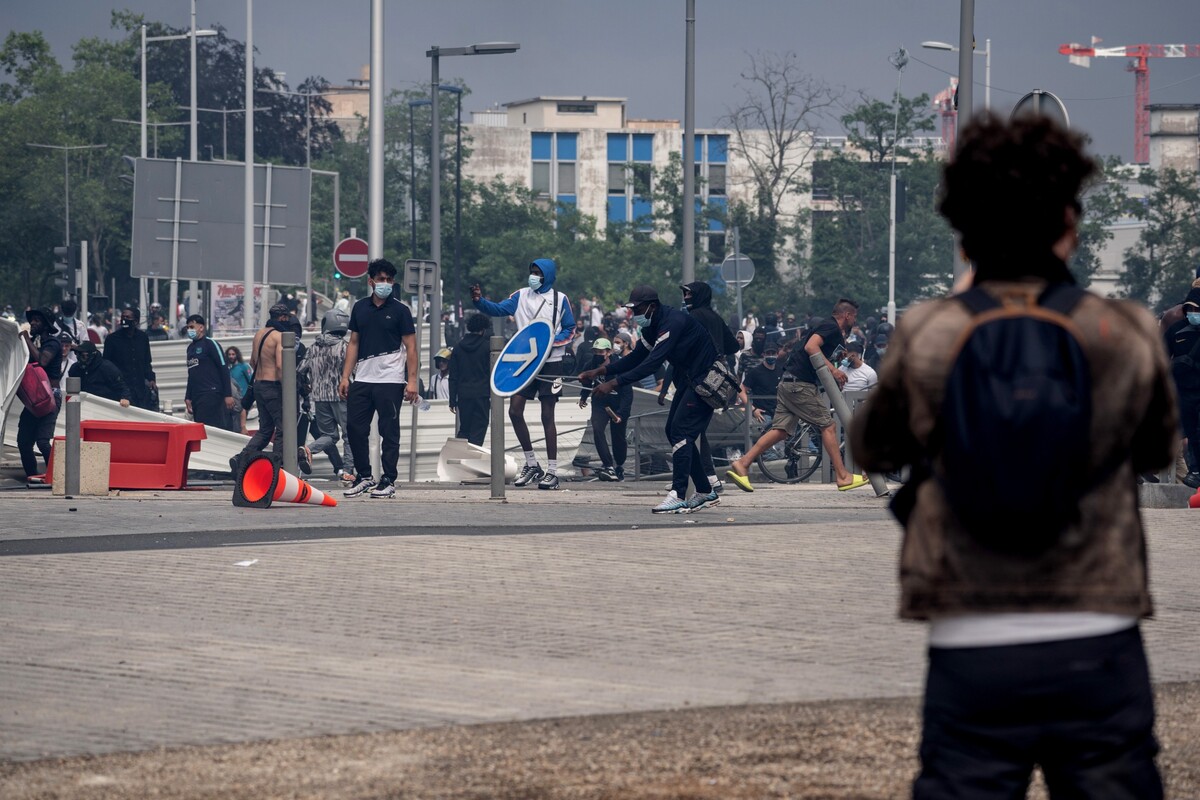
[344,476,376,498]
[614,466,625,482]
[369,479,396,498]
[538,472,560,490]
[596,466,619,482]
[1184,472,1200,489]
[515,464,544,487]
[297,446,312,475]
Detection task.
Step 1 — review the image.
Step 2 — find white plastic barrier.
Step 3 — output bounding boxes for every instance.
[0,318,34,446]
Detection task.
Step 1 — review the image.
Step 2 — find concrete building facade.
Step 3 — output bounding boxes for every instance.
[461,96,814,275]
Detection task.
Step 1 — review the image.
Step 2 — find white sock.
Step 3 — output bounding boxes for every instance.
[548,459,557,475]
[524,451,538,467]
[708,474,720,487]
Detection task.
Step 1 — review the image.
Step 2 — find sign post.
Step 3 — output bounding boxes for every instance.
[721,229,755,335]
[488,320,554,498]
[405,259,439,482]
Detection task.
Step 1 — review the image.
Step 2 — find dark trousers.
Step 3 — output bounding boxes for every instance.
[347,381,403,483]
[17,392,61,476]
[916,626,1162,800]
[191,392,230,430]
[1178,388,1200,471]
[239,381,284,456]
[456,395,490,447]
[665,386,714,497]
[591,403,627,469]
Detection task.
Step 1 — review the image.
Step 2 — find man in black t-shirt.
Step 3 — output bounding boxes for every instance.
[726,298,868,492]
[338,258,419,499]
[742,344,782,424]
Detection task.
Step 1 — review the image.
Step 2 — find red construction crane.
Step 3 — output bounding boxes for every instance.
[1059,39,1200,164]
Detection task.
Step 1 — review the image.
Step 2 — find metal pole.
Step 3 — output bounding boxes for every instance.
[281,331,297,474]
[368,0,383,260]
[304,92,311,168]
[681,0,696,285]
[223,108,228,159]
[953,0,974,283]
[409,104,417,259]
[80,239,88,327]
[305,170,313,323]
[64,376,81,496]
[243,0,255,331]
[169,157,182,331]
[808,352,888,497]
[733,226,743,336]
[888,171,898,323]
[429,50,443,385]
[189,0,198,162]
[64,149,70,247]
[408,301,422,482]
[984,38,991,111]
[140,25,148,159]
[454,91,463,322]
[489,325,505,499]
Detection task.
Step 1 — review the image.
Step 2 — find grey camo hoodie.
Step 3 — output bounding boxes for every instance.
[298,331,348,403]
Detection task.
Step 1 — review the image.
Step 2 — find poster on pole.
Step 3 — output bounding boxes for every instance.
[210,282,266,335]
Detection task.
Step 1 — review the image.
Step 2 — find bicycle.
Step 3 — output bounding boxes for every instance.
[756,419,844,484]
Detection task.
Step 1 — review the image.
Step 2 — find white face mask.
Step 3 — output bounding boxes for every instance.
[528,274,543,291]
[372,281,393,299]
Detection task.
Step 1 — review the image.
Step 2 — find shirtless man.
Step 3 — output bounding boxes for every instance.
[235,303,291,464]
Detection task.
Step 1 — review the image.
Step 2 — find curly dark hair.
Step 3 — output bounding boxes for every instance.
[939,114,1096,279]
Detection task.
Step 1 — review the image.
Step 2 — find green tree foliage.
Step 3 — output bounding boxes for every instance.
[1071,156,1140,287]
[1118,166,1200,311]
[840,91,935,164]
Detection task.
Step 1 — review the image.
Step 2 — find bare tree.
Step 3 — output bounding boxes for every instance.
[720,52,841,228]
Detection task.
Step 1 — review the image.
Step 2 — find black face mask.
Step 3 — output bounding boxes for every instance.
[751,339,765,355]
[590,353,608,368]
[120,318,134,328]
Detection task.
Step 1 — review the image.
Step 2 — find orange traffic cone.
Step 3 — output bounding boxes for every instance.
[233,452,337,508]
[1190,488,1200,509]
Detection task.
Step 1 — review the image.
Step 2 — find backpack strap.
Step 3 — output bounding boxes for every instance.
[1037,283,1088,317]
[955,286,1002,316]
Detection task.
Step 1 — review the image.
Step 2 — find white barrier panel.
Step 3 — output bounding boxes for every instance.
[0,318,30,445]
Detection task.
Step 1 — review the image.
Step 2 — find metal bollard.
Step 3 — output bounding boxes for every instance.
[489,320,506,500]
[281,332,298,475]
[64,377,81,496]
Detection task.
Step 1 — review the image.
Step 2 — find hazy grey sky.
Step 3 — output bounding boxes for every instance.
[7,0,1200,160]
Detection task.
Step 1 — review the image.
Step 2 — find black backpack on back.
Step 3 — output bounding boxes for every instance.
[934,284,1092,556]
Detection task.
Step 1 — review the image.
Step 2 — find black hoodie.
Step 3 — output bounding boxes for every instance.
[448,332,491,405]
[682,281,739,357]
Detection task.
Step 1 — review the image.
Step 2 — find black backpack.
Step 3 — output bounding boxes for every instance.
[934,284,1092,556]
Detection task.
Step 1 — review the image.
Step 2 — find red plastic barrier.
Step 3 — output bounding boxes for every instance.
[47,421,208,490]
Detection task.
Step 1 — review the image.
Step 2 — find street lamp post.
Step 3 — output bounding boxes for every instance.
[27,143,107,306]
[141,24,217,161]
[887,47,908,326]
[921,38,990,111]
[408,99,431,261]
[426,42,519,382]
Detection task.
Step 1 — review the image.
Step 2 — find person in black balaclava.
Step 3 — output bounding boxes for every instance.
[682,281,740,494]
[104,306,157,410]
[68,342,131,405]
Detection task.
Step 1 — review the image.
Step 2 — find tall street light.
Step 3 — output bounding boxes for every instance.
[921,38,991,110]
[408,98,431,261]
[184,106,245,159]
[887,47,908,326]
[141,23,217,159]
[426,42,519,382]
[26,143,108,246]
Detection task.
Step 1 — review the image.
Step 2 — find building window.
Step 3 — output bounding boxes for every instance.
[607,133,655,232]
[530,132,577,213]
[557,102,596,114]
[694,134,729,247]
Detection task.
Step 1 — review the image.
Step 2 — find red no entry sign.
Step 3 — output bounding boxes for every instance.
[333,236,369,279]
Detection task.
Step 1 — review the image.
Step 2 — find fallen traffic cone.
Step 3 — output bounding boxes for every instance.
[1190,488,1200,509]
[233,452,337,508]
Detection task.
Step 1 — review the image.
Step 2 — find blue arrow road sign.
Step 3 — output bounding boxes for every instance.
[491,320,554,397]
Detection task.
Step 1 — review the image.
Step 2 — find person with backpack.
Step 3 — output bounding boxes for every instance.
[17,308,64,480]
[850,115,1177,799]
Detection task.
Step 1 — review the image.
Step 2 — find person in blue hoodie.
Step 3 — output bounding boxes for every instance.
[471,258,576,490]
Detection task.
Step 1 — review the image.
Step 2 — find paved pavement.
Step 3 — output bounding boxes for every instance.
[1,478,1197,763]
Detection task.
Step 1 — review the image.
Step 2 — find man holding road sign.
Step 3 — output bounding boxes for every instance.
[472,258,576,490]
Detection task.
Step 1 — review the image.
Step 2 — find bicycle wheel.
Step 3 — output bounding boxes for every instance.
[757,421,823,484]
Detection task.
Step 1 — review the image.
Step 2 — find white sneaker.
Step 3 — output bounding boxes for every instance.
[651,490,688,514]
[343,476,376,498]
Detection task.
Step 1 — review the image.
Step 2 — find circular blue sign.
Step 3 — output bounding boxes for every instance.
[490,320,554,397]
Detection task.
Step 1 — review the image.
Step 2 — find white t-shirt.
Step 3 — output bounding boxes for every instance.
[842,362,877,392]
